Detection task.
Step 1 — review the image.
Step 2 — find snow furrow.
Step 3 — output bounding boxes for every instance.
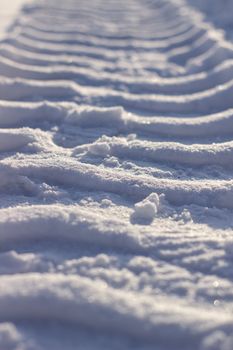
[2,157,233,209]
[2,55,233,97]
[1,1,233,349]
[1,273,231,347]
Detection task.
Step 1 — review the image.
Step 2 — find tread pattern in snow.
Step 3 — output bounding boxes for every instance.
[1,1,233,349]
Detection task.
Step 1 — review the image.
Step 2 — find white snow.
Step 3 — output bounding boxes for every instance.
[188,0,233,42]
[1,0,233,349]
[131,193,160,223]
[0,0,27,39]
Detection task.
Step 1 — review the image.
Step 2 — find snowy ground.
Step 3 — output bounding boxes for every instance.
[188,0,233,42]
[0,0,27,39]
[1,0,233,349]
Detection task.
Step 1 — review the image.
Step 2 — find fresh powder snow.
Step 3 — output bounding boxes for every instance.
[1,0,233,349]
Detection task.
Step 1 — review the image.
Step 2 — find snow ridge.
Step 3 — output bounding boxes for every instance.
[1,1,233,349]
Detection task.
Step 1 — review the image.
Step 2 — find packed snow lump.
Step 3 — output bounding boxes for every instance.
[1,0,233,349]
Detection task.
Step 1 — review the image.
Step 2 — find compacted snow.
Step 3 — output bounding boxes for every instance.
[0,0,27,39]
[188,0,233,42]
[1,0,233,349]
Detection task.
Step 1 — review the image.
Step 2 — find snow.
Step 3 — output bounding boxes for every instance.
[131,193,160,223]
[188,0,233,42]
[0,0,27,39]
[1,0,233,349]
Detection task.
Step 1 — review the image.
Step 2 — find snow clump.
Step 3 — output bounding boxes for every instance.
[131,193,161,223]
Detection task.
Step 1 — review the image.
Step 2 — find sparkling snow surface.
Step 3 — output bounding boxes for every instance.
[1,0,233,349]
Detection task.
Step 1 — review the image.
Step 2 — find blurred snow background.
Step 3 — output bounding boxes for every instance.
[0,0,26,38]
[188,0,233,41]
